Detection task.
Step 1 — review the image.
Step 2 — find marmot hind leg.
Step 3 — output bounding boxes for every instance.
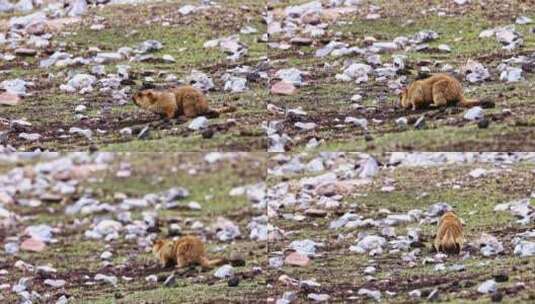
[431,80,450,108]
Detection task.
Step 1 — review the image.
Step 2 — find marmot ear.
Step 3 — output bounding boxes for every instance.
[154,239,164,247]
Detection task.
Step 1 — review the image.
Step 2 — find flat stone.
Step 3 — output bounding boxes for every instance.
[285,252,310,267]
[14,48,37,56]
[0,92,21,106]
[304,208,327,217]
[271,81,297,95]
[20,238,46,252]
[290,37,313,45]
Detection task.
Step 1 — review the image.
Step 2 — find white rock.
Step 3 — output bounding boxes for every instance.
[67,0,88,17]
[358,288,381,301]
[275,68,304,86]
[69,127,93,139]
[345,117,368,129]
[224,76,247,92]
[19,133,41,141]
[44,279,66,288]
[307,293,330,302]
[67,74,96,91]
[469,168,487,178]
[477,279,497,294]
[500,67,523,82]
[516,16,533,25]
[214,265,234,279]
[514,241,535,257]
[188,116,209,130]
[162,54,175,63]
[178,5,196,15]
[74,105,86,113]
[463,106,484,121]
[100,251,113,260]
[351,235,386,254]
[183,70,214,91]
[94,273,118,286]
[1,79,28,95]
[289,239,319,256]
[295,122,317,131]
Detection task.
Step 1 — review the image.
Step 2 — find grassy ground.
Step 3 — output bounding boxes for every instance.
[267,155,535,303]
[0,153,268,303]
[268,0,535,151]
[1,0,267,151]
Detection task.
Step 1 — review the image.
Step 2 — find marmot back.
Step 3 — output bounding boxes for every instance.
[434,211,464,254]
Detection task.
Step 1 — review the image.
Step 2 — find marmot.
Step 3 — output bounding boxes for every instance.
[152,236,226,270]
[133,85,235,119]
[400,74,482,110]
[434,211,464,254]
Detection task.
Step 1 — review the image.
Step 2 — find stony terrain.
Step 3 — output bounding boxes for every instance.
[1,0,267,151]
[267,0,535,152]
[267,152,535,303]
[0,152,268,303]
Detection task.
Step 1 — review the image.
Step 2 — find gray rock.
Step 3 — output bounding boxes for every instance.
[269,256,284,268]
[477,233,504,256]
[223,76,247,93]
[25,224,54,242]
[463,60,490,83]
[414,115,426,129]
[307,293,330,302]
[44,279,66,288]
[345,117,368,129]
[516,16,533,25]
[67,74,96,91]
[358,157,379,178]
[137,40,163,53]
[178,5,196,15]
[477,279,497,294]
[95,52,123,64]
[513,241,535,257]
[1,79,28,95]
[67,0,88,17]
[427,202,452,217]
[188,116,209,130]
[350,235,386,254]
[358,288,381,301]
[94,273,118,286]
[0,0,14,13]
[183,70,214,91]
[464,106,484,121]
[15,0,33,13]
[4,242,19,255]
[289,239,319,256]
[214,265,234,279]
[295,122,317,131]
[499,67,523,82]
[275,68,304,86]
[372,42,398,52]
[69,127,93,140]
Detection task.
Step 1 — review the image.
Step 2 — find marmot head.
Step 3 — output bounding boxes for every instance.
[132,90,156,108]
[398,87,408,108]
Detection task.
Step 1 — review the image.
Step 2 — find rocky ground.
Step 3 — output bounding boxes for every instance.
[1,0,267,151]
[267,152,535,303]
[267,0,535,152]
[0,152,268,303]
